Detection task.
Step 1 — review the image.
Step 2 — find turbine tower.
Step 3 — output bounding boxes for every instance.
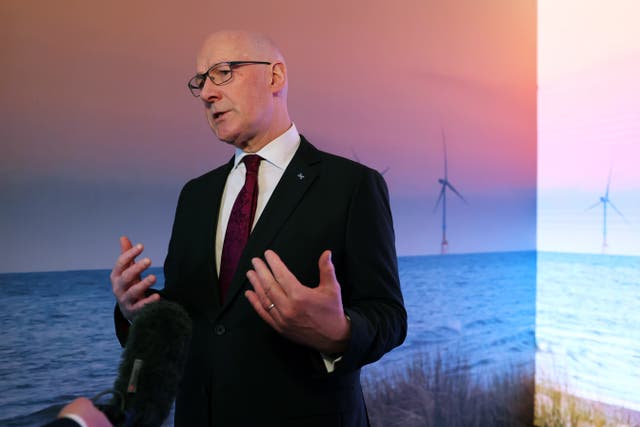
[586,170,628,253]
[434,129,467,254]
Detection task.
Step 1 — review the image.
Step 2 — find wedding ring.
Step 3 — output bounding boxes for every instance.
[267,303,276,311]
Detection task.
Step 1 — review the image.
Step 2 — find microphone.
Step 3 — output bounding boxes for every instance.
[96,300,192,427]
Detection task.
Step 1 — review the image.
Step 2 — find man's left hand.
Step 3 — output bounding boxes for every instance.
[245,250,351,355]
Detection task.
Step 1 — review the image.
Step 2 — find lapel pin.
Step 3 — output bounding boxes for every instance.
[297,173,305,180]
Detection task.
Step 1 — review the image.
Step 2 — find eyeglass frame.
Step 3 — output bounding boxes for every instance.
[187,61,272,97]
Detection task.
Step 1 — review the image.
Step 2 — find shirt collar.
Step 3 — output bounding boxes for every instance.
[233,124,301,170]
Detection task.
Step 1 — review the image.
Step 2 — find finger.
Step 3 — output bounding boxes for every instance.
[246,269,275,308]
[121,257,152,286]
[246,270,286,323]
[244,290,281,331]
[250,257,288,304]
[128,273,157,296]
[112,258,151,298]
[119,274,157,307]
[263,250,300,295]
[317,250,339,289]
[112,243,144,276]
[119,236,133,254]
[129,292,161,313]
[118,237,136,271]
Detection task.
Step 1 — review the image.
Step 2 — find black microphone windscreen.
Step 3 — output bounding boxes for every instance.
[113,300,192,427]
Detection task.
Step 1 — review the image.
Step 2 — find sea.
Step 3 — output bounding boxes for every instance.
[536,251,640,413]
[0,251,556,426]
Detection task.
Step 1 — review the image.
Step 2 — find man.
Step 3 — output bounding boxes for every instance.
[110,30,406,426]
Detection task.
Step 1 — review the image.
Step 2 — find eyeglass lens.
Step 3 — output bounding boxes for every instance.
[188,64,232,96]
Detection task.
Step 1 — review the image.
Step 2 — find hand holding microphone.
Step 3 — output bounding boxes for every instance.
[53,397,112,427]
[96,300,192,427]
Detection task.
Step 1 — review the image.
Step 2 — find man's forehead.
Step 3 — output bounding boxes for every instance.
[196,34,255,70]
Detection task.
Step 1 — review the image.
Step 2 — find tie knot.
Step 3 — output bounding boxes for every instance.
[242,155,262,174]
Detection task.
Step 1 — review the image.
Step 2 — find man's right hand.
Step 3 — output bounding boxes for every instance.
[110,236,160,321]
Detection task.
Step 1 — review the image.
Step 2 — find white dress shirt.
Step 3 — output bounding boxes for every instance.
[215,124,301,275]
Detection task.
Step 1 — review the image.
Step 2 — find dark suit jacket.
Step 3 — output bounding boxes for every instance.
[116,137,406,426]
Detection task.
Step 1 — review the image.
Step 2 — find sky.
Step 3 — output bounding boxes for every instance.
[1,0,537,273]
[537,0,640,255]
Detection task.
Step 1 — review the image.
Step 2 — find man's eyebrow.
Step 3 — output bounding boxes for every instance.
[196,61,224,74]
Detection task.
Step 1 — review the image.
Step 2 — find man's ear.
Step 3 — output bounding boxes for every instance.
[270,62,287,94]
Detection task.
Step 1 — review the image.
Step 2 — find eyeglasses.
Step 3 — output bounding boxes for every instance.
[187,61,272,97]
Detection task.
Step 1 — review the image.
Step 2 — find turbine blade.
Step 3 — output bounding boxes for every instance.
[446,182,468,204]
[585,200,602,211]
[608,200,630,224]
[606,168,612,198]
[433,186,445,212]
[441,128,448,179]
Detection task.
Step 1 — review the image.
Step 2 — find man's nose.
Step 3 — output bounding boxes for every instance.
[199,79,221,102]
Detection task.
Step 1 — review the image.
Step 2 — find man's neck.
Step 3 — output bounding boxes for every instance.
[238,121,293,153]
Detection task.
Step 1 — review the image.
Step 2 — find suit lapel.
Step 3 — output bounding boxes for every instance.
[220,137,322,310]
[202,157,234,312]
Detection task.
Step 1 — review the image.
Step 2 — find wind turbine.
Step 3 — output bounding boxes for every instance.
[434,129,467,254]
[586,170,628,253]
[351,148,390,175]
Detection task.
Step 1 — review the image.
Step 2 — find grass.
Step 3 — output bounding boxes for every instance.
[362,352,534,427]
[535,383,640,427]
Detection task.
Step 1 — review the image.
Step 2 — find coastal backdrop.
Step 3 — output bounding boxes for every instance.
[1,252,536,426]
[5,1,640,426]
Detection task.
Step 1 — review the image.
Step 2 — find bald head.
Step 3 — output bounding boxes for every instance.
[195,30,291,152]
[198,31,284,72]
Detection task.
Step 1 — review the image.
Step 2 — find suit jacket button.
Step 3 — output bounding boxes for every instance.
[214,324,226,335]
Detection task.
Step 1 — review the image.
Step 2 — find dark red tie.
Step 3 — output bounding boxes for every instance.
[219,155,262,302]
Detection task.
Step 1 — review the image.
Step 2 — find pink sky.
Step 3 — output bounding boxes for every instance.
[538,0,640,254]
[1,0,536,271]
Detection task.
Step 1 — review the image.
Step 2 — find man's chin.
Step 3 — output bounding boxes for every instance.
[209,126,252,150]
[212,131,245,149]
[209,127,236,144]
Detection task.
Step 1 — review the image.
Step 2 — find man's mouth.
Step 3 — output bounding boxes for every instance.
[213,111,227,120]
